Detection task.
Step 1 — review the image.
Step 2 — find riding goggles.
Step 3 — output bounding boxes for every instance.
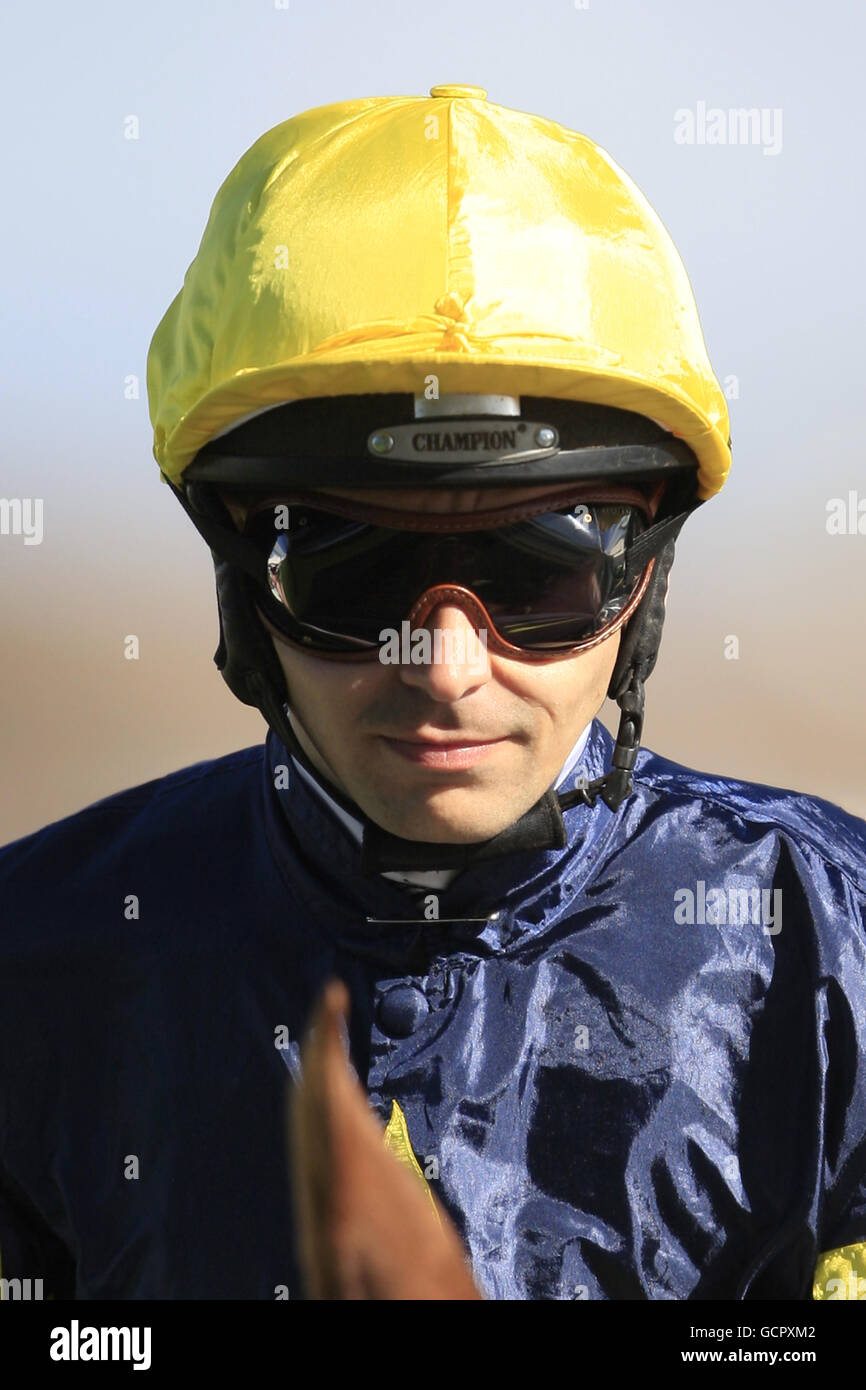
[237,484,664,660]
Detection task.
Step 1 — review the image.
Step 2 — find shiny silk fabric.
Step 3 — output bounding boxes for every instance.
[0,719,864,1299]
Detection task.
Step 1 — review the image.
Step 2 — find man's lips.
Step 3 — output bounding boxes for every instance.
[378,733,509,769]
[383,732,503,745]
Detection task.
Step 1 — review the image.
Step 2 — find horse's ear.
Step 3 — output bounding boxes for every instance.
[288,979,482,1300]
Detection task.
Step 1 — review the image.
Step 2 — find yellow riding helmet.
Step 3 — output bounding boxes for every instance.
[147,83,730,501]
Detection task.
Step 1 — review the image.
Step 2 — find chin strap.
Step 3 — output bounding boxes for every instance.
[559,674,645,814]
[359,783,568,875]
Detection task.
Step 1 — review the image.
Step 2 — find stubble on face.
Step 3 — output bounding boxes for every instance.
[267,620,620,843]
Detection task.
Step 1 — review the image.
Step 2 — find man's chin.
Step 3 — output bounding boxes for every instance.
[362,786,537,846]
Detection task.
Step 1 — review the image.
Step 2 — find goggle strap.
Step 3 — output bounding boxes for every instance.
[624,503,702,584]
[172,481,268,585]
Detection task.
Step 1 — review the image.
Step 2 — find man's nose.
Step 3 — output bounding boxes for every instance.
[396,603,492,701]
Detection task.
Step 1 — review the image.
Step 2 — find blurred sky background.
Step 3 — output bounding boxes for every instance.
[1,0,864,844]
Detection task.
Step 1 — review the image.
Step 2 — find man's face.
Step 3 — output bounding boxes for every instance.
[224,482,625,844]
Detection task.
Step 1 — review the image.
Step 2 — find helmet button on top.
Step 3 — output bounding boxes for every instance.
[429,84,487,100]
[376,984,430,1039]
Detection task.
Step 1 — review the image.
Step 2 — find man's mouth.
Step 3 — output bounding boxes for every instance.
[379,733,509,769]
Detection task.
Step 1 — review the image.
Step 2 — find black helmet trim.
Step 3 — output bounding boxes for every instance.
[184,395,700,490]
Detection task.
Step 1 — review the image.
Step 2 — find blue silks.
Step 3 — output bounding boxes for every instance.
[1,719,864,1299]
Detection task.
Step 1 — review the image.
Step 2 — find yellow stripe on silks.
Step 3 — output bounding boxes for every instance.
[813,1241,866,1299]
[383,1100,442,1228]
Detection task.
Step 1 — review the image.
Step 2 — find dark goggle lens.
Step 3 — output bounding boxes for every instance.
[244,501,647,652]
